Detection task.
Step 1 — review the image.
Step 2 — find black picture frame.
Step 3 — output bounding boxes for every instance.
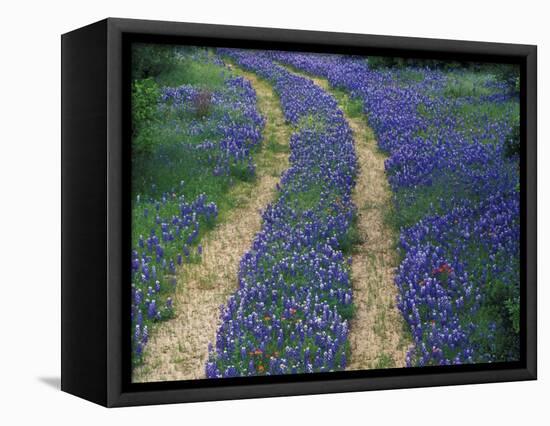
[61,17,537,407]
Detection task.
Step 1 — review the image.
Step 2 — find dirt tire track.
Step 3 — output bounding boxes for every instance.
[133,66,291,383]
[281,66,410,370]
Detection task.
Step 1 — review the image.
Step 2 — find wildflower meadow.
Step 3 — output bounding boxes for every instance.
[129,43,520,382]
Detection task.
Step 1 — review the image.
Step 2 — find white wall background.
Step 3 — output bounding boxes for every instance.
[0,0,546,423]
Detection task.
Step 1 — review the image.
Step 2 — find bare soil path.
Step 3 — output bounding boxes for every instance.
[281,65,411,370]
[133,65,290,382]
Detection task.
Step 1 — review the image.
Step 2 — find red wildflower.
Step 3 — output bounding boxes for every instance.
[432,263,453,275]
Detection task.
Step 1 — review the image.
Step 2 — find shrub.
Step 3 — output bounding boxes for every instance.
[367,56,406,69]
[491,64,520,93]
[367,56,466,70]
[505,297,521,335]
[192,89,213,118]
[132,78,160,155]
[132,43,178,80]
[444,75,492,98]
[504,119,520,159]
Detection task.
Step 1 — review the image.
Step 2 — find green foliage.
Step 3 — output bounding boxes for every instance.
[230,160,256,182]
[456,100,518,122]
[131,78,160,155]
[444,74,494,98]
[344,97,364,118]
[130,48,265,220]
[490,63,520,93]
[338,303,356,321]
[266,133,290,153]
[295,113,327,133]
[504,118,520,159]
[468,269,520,360]
[389,173,476,231]
[132,78,160,130]
[367,56,468,70]
[505,297,521,334]
[285,184,323,211]
[368,55,520,96]
[367,56,407,69]
[331,88,365,118]
[156,56,228,89]
[130,48,240,168]
[339,212,362,255]
[397,69,425,83]
[132,43,178,80]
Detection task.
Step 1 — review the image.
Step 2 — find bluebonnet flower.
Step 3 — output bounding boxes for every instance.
[130,53,264,363]
[269,50,520,365]
[206,50,355,377]
[147,300,157,319]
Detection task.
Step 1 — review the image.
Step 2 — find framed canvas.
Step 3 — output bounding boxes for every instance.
[61,17,537,407]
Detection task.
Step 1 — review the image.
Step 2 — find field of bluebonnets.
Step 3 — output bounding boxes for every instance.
[130,43,520,381]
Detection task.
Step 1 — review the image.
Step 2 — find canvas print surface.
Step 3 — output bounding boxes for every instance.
[130,44,520,382]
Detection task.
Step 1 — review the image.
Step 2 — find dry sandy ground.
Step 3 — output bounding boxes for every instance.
[132,66,290,383]
[282,66,410,370]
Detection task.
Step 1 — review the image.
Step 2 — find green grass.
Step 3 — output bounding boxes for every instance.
[332,88,365,118]
[156,54,229,89]
[398,69,425,83]
[284,183,323,211]
[456,101,519,135]
[461,238,521,360]
[374,353,396,369]
[339,212,362,255]
[131,52,261,216]
[338,303,356,321]
[131,48,274,367]
[295,113,328,133]
[388,173,479,231]
[443,71,495,98]
[413,67,519,145]
[265,133,290,154]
